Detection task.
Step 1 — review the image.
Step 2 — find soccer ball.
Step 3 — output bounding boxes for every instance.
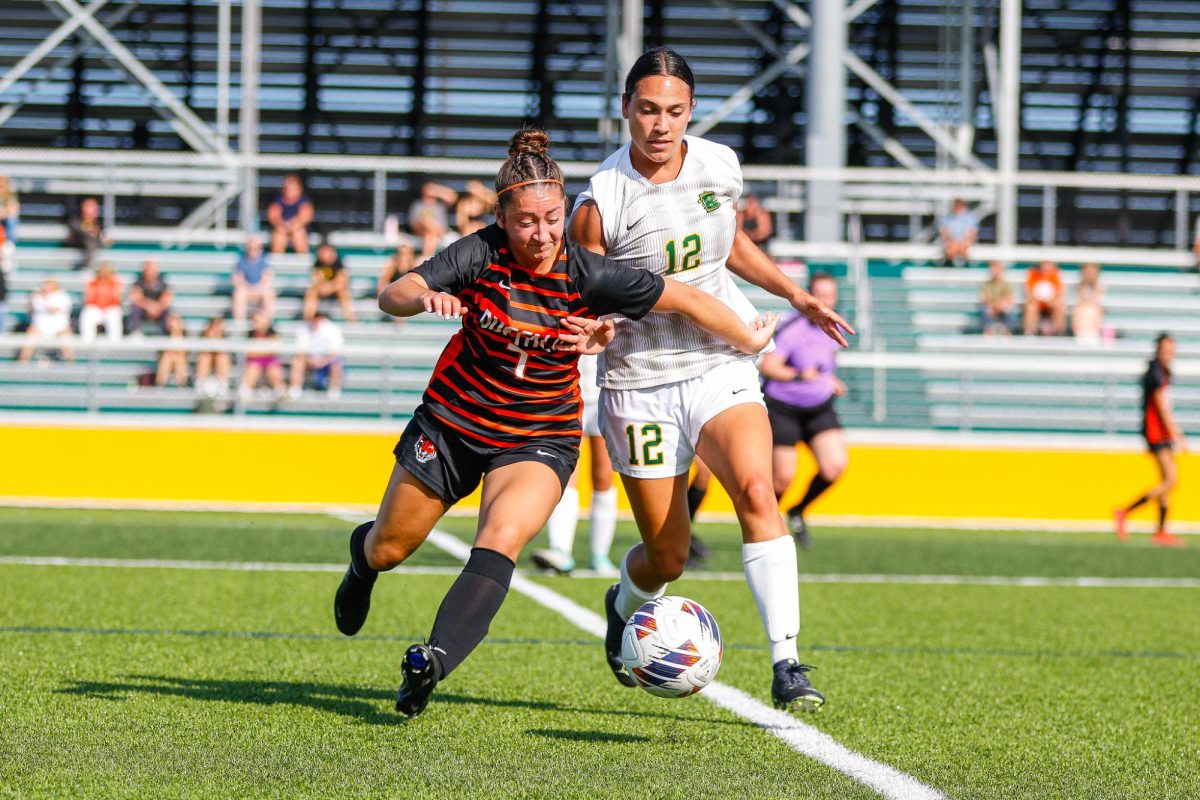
[620,595,723,698]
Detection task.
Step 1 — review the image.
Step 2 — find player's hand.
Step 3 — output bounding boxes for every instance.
[799,366,822,382]
[556,316,614,355]
[795,295,854,348]
[739,312,779,355]
[421,290,468,320]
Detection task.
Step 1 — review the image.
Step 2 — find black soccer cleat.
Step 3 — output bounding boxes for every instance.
[333,530,377,636]
[604,584,638,688]
[787,509,812,550]
[687,534,711,567]
[771,659,825,713]
[395,643,441,718]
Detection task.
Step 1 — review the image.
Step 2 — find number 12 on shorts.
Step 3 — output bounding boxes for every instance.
[625,423,664,466]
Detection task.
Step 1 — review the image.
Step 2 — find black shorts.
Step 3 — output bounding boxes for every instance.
[1146,438,1175,454]
[393,406,579,505]
[766,396,842,447]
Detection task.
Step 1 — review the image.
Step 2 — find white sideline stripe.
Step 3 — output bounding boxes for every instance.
[2,556,1195,590]
[418,528,945,800]
[0,555,461,576]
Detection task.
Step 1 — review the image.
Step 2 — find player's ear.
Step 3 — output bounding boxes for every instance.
[493,202,503,227]
[620,93,630,120]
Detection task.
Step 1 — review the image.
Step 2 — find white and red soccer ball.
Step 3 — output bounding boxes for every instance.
[620,596,723,698]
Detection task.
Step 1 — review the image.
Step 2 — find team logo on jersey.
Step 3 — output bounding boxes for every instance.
[414,434,438,464]
[697,191,721,212]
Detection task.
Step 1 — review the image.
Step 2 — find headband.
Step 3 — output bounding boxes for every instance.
[497,178,564,197]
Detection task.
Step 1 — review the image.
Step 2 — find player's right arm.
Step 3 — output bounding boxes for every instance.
[379,232,486,319]
[379,273,468,319]
[569,200,607,255]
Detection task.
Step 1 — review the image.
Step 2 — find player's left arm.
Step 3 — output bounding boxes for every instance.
[725,228,853,347]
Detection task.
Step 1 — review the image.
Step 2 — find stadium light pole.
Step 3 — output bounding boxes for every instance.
[239,0,261,235]
[996,0,1021,249]
[805,0,847,243]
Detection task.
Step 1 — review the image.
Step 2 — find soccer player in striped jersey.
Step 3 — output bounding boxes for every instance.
[333,129,779,718]
[571,48,852,712]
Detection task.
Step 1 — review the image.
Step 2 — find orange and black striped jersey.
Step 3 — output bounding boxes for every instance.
[412,224,665,447]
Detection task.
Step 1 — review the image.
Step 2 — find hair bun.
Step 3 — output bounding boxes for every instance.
[508,128,551,158]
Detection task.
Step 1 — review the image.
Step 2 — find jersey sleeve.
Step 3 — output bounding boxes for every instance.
[412,231,489,294]
[571,244,665,320]
[1145,363,1165,394]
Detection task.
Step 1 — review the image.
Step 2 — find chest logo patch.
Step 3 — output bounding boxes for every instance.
[697,191,720,213]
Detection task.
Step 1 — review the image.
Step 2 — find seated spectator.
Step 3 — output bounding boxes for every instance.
[1192,215,1200,273]
[737,194,774,246]
[288,310,344,400]
[303,242,356,322]
[0,174,19,273]
[232,234,275,323]
[409,181,459,259]
[79,262,124,343]
[238,308,287,400]
[979,260,1015,336]
[0,253,7,333]
[455,179,496,237]
[1023,260,1066,336]
[939,198,978,268]
[377,240,417,294]
[65,197,111,270]
[155,313,189,387]
[194,316,232,398]
[127,260,173,335]
[18,278,74,363]
[1072,262,1106,344]
[267,174,314,254]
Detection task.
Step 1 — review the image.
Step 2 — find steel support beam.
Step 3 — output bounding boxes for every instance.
[216,0,231,146]
[690,42,809,138]
[0,0,110,98]
[239,0,261,233]
[806,0,846,242]
[996,0,1022,248]
[618,0,643,144]
[600,0,621,150]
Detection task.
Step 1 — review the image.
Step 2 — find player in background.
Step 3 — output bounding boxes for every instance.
[760,272,850,549]
[1115,333,1186,547]
[530,353,621,576]
[333,129,779,718]
[571,47,852,712]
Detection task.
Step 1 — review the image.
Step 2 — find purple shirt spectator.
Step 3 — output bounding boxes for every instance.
[763,312,839,409]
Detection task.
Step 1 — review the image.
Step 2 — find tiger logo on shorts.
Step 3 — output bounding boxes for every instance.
[414,434,438,464]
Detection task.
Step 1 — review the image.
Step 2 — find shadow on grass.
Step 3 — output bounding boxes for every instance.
[528,728,651,744]
[57,676,752,728]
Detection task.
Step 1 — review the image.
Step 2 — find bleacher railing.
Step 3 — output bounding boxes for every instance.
[1,336,1195,437]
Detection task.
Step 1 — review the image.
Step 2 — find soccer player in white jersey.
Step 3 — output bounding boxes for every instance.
[571,47,852,712]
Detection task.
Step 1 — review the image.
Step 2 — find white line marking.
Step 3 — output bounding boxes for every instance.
[2,555,1196,590]
[416,527,945,800]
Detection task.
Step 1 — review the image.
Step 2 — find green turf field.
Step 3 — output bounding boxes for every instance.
[1,506,1198,799]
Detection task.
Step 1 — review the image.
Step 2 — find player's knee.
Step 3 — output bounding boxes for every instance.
[645,545,688,582]
[734,475,777,518]
[820,458,847,483]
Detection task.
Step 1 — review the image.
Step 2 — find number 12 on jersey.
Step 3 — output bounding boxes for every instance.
[625,423,664,466]
[664,234,702,275]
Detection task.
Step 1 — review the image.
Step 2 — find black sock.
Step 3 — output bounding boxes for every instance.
[427,547,514,680]
[1126,495,1150,513]
[789,474,833,517]
[1158,502,1169,531]
[349,522,378,581]
[687,484,708,520]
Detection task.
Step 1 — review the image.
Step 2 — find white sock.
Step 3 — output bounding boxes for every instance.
[615,547,666,620]
[742,535,800,664]
[588,488,618,560]
[546,487,579,556]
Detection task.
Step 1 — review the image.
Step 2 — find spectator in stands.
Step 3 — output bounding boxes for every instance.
[1071,262,1106,344]
[238,308,287,400]
[79,262,124,343]
[304,242,357,322]
[0,174,19,274]
[155,313,189,388]
[194,316,232,398]
[408,181,459,259]
[1023,260,1066,336]
[455,180,496,237]
[267,174,314,254]
[18,278,73,362]
[939,198,978,268]
[65,197,111,270]
[1192,216,1200,272]
[377,240,417,316]
[0,258,7,333]
[288,310,344,400]
[126,260,174,336]
[979,260,1016,336]
[737,194,774,247]
[232,234,275,324]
